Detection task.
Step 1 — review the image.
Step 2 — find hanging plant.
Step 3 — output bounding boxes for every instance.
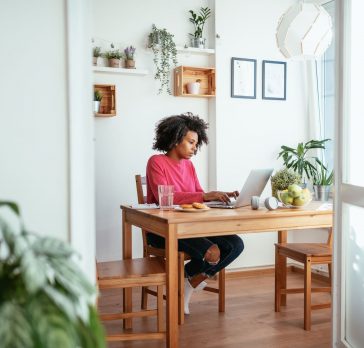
[148,24,178,95]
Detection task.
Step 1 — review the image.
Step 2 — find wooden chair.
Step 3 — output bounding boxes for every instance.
[96,257,166,342]
[274,228,332,330]
[135,174,226,325]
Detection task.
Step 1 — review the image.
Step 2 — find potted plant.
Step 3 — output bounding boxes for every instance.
[312,163,334,201]
[186,78,201,94]
[188,7,212,48]
[94,90,103,113]
[0,201,105,348]
[104,43,123,68]
[124,45,136,69]
[93,46,102,66]
[148,24,178,94]
[277,139,330,184]
[271,168,302,198]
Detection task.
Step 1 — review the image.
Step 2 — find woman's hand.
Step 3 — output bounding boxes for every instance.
[203,190,239,203]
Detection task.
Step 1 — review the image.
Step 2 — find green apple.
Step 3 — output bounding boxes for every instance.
[281,191,294,205]
[293,195,308,206]
[301,188,311,200]
[287,184,302,198]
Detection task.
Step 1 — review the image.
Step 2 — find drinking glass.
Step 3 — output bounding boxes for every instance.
[158,185,174,210]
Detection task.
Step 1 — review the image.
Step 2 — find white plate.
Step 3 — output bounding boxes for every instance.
[174,207,210,213]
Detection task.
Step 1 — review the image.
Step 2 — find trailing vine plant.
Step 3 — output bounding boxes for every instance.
[148,24,178,94]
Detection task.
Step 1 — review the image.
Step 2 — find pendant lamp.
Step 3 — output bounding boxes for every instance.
[276,2,333,59]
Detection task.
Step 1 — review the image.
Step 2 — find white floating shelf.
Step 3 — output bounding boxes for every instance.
[176,46,215,56]
[93,66,149,76]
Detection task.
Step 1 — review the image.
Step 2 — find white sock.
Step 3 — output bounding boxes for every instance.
[195,280,207,292]
[184,278,194,315]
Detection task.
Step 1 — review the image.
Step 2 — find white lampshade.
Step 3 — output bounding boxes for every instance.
[276,2,333,59]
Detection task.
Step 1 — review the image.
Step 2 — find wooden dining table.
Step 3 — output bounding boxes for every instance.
[120,202,333,348]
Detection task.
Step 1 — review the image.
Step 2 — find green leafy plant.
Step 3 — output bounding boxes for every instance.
[94,90,103,102]
[312,163,334,186]
[148,24,178,94]
[93,46,102,58]
[271,168,302,198]
[0,201,105,348]
[189,7,212,38]
[103,43,123,60]
[277,139,330,182]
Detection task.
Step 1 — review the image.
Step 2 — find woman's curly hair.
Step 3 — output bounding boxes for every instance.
[153,112,209,153]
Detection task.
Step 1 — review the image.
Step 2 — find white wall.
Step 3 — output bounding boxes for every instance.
[94,0,316,268]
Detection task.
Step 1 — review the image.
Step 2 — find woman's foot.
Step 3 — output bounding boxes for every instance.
[184,278,194,314]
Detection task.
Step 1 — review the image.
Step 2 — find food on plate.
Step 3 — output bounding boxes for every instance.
[180,204,194,209]
[192,202,208,209]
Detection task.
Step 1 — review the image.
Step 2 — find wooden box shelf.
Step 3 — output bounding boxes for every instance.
[94,84,116,117]
[174,66,216,98]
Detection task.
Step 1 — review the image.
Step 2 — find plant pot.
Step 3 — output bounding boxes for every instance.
[93,57,98,66]
[94,101,100,113]
[190,37,206,49]
[126,59,135,69]
[313,185,331,201]
[109,58,121,68]
[186,82,200,95]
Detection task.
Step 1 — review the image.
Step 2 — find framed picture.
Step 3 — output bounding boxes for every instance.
[231,57,257,99]
[262,60,287,100]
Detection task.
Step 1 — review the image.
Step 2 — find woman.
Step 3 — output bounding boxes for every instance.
[146,113,244,314]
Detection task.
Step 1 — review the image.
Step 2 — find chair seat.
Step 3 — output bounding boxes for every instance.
[97,257,166,289]
[275,243,331,257]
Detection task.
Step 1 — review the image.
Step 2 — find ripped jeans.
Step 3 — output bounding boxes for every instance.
[146,233,244,278]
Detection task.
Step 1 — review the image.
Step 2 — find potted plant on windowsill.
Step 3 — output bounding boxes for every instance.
[312,163,334,201]
[0,201,105,348]
[124,45,136,69]
[188,7,211,48]
[277,139,330,185]
[148,24,178,94]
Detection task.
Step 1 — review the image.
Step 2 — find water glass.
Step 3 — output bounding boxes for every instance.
[158,185,174,210]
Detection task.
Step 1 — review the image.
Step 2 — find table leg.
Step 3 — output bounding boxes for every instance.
[166,224,179,348]
[122,209,133,329]
[278,230,287,306]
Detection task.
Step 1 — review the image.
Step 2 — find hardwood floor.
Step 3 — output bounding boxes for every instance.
[99,272,331,348]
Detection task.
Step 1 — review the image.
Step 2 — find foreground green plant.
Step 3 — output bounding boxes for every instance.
[312,163,334,186]
[0,201,105,348]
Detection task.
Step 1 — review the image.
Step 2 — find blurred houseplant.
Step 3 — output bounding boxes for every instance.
[0,201,105,348]
[124,45,136,69]
[312,163,334,201]
[271,168,302,198]
[94,90,103,113]
[189,7,211,48]
[93,47,102,66]
[148,24,178,94]
[277,139,330,184]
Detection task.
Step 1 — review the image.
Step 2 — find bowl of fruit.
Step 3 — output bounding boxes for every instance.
[277,184,312,209]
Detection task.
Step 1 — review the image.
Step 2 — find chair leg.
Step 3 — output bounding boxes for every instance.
[218,269,226,312]
[275,246,282,312]
[304,256,312,330]
[178,252,185,325]
[141,286,148,310]
[157,285,164,332]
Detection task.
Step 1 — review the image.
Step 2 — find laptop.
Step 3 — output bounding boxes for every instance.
[206,168,274,209]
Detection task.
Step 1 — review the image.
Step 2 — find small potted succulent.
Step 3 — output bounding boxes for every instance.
[186,78,201,95]
[312,163,334,201]
[104,43,124,68]
[188,7,212,48]
[124,45,136,69]
[93,46,102,66]
[94,90,103,113]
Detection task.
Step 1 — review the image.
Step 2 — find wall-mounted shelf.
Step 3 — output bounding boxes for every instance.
[93,66,149,76]
[174,66,216,98]
[94,84,116,117]
[176,46,215,56]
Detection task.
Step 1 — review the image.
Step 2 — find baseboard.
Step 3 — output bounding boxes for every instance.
[225,264,331,284]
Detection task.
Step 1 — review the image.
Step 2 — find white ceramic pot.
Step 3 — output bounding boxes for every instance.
[94,101,100,113]
[186,82,200,95]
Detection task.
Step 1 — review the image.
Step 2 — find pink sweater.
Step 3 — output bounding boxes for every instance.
[146,154,204,205]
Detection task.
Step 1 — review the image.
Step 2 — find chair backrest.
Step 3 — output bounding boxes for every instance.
[135,174,147,204]
[135,174,148,253]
